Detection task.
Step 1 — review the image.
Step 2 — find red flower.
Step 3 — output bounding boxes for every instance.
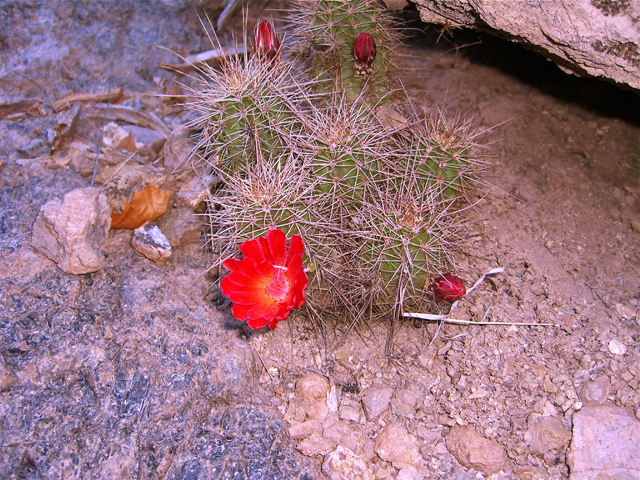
[221,229,308,330]
[254,19,280,62]
[353,32,376,76]
[433,273,466,302]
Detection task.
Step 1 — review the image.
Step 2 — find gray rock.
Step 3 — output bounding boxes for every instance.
[163,126,194,172]
[31,187,111,274]
[362,382,394,421]
[131,222,172,263]
[567,405,640,480]
[446,424,508,475]
[17,137,52,158]
[322,445,374,480]
[374,425,422,470]
[529,416,572,456]
[410,0,640,91]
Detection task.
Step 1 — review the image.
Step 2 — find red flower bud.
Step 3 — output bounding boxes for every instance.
[353,32,376,76]
[254,19,280,62]
[433,273,466,302]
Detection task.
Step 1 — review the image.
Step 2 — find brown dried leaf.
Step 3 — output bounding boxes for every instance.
[52,88,124,112]
[110,184,170,229]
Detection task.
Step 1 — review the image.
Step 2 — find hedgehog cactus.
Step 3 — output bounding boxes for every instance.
[188,5,482,327]
[288,0,399,105]
[187,21,305,174]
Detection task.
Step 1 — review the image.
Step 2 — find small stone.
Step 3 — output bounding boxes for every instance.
[362,382,394,421]
[323,416,360,453]
[580,376,611,405]
[296,434,336,457]
[17,137,52,158]
[162,126,193,172]
[296,373,330,404]
[340,404,362,423]
[288,419,323,440]
[176,175,216,212]
[156,206,202,247]
[322,445,374,480]
[528,416,572,455]
[391,382,425,417]
[396,466,422,480]
[131,222,171,262]
[446,424,508,475]
[307,401,330,421]
[567,405,640,479]
[514,465,549,480]
[374,425,422,469]
[608,338,627,355]
[31,187,111,274]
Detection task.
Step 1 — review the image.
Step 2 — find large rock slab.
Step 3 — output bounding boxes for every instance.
[411,0,640,91]
[567,405,640,480]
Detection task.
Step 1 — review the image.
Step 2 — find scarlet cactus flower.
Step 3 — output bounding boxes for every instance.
[433,273,466,302]
[221,229,308,330]
[254,19,280,62]
[353,32,376,76]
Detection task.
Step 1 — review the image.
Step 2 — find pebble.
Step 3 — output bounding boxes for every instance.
[296,373,330,404]
[131,222,171,262]
[322,445,374,480]
[374,425,422,470]
[322,414,361,454]
[17,137,52,158]
[362,382,394,421]
[580,376,611,405]
[528,416,572,455]
[176,175,216,211]
[288,419,323,440]
[607,338,627,355]
[568,405,640,478]
[445,424,508,475]
[513,465,549,480]
[31,187,111,274]
[296,434,336,457]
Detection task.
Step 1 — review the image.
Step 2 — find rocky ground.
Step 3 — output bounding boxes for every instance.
[1,1,639,479]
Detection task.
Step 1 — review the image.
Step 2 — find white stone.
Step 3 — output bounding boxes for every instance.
[608,338,627,355]
[131,222,171,262]
[322,445,374,480]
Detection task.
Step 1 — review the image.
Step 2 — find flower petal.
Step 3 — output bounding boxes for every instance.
[258,236,272,263]
[246,297,280,322]
[247,316,270,330]
[239,239,266,262]
[222,258,242,272]
[231,303,252,320]
[267,229,287,265]
[254,260,275,277]
[268,318,279,329]
[228,288,267,305]
[286,235,304,263]
[224,271,264,290]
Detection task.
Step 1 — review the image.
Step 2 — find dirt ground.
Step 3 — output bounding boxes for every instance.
[0,1,638,479]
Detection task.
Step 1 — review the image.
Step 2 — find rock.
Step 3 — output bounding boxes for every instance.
[580,376,611,405]
[176,175,216,212]
[339,403,362,423]
[296,434,337,457]
[607,338,627,355]
[396,466,423,480]
[120,124,166,162]
[362,382,394,421]
[31,187,111,274]
[17,137,52,158]
[391,381,426,417]
[567,405,640,480]
[374,425,422,470]
[288,419,323,440]
[162,126,193,172]
[383,0,408,11]
[307,401,330,421]
[528,416,572,456]
[322,414,361,454]
[514,465,549,480]
[445,424,508,475]
[410,0,640,91]
[322,445,374,480]
[156,206,202,248]
[296,373,330,404]
[48,102,81,151]
[131,222,172,262]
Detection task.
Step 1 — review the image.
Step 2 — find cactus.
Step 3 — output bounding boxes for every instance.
[187,9,483,328]
[287,0,400,105]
